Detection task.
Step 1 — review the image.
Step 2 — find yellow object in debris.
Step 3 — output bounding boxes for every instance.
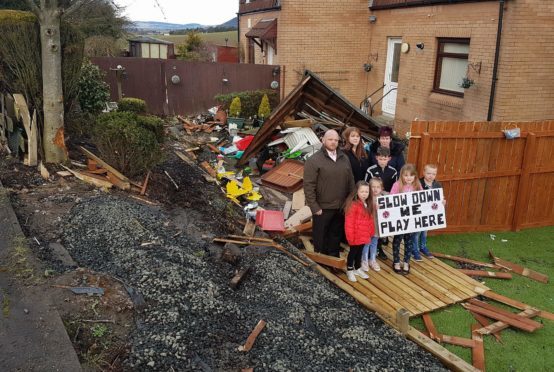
[242,177,253,192]
[217,171,235,180]
[226,180,248,197]
[246,191,262,201]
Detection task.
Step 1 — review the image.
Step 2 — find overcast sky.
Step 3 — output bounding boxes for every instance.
[114,0,239,25]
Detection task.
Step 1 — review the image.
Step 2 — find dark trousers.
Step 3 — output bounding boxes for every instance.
[392,234,412,264]
[347,244,363,270]
[312,209,344,257]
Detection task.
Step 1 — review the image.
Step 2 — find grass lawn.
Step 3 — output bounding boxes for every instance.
[410,226,554,371]
[155,31,238,47]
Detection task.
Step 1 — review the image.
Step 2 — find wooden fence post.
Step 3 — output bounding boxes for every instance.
[417,132,431,170]
[512,132,536,231]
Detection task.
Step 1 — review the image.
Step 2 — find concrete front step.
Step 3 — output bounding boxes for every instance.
[0,182,82,372]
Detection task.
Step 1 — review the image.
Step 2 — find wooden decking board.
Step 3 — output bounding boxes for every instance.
[410,261,475,299]
[431,257,489,291]
[362,269,428,314]
[421,258,487,296]
[378,261,448,309]
[338,273,405,312]
[336,274,398,315]
[408,267,464,303]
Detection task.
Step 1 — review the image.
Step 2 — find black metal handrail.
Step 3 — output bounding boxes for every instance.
[360,84,397,116]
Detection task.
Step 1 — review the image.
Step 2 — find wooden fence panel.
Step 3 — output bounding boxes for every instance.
[91,57,279,116]
[408,120,554,233]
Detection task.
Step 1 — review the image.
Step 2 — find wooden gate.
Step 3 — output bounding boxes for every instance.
[407,120,554,233]
[91,57,279,116]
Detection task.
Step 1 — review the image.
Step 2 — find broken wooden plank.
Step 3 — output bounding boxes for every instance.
[175,150,196,166]
[489,250,548,284]
[39,162,50,180]
[303,251,345,270]
[462,303,542,332]
[299,235,314,252]
[431,252,500,269]
[206,143,221,153]
[291,189,305,210]
[458,269,512,279]
[242,219,256,237]
[475,308,539,335]
[164,170,179,189]
[471,324,485,371]
[80,146,129,183]
[13,94,37,166]
[238,320,267,352]
[284,206,312,229]
[282,220,313,238]
[440,335,475,349]
[282,200,293,220]
[56,170,73,177]
[230,267,251,290]
[200,161,217,178]
[106,172,131,190]
[405,327,480,372]
[87,158,98,171]
[470,311,502,343]
[61,165,113,189]
[422,313,441,341]
[226,235,274,243]
[468,299,542,329]
[477,289,554,321]
[281,118,314,129]
[140,171,151,195]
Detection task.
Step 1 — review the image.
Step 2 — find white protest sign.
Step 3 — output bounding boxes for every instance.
[376,188,446,237]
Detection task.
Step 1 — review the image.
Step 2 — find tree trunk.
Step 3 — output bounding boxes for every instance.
[40,7,67,163]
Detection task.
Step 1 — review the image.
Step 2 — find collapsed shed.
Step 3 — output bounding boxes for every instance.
[237,70,383,166]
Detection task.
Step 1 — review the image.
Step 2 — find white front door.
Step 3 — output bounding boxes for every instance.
[382,38,402,116]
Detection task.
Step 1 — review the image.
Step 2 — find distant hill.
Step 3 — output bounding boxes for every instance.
[129,18,238,33]
[129,21,203,33]
[219,17,238,28]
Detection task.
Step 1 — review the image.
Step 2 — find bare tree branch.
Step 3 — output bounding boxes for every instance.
[63,0,92,18]
[23,0,41,16]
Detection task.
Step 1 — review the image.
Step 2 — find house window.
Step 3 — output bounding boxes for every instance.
[433,38,470,97]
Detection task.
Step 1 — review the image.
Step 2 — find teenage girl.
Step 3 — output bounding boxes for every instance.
[390,164,422,274]
[344,181,375,282]
[342,127,371,183]
[362,178,385,272]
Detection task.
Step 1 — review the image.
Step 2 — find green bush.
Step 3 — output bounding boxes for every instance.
[214,89,279,119]
[258,93,271,119]
[77,61,110,114]
[93,112,162,176]
[137,115,164,143]
[229,96,241,117]
[118,97,147,114]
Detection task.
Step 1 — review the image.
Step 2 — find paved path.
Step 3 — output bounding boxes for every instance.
[0,182,82,371]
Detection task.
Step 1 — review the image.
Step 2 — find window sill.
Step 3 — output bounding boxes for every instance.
[428,92,464,108]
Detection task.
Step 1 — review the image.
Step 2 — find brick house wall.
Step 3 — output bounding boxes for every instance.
[239,0,554,134]
[239,9,281,64]
[493,0,554,121]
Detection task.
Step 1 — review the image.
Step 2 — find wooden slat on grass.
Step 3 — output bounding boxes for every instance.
[462,303,541,332]
[422,313,441,341]
[475,308,539,335]
[489,251,549,283]
[471,324,486,371]
[458,269,513,279]
[478,290,554,321]
[467,299,542,329]
[431,252,499,269]
[470,311,502,343]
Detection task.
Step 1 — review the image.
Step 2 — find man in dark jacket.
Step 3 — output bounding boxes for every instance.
[304,130,355,257]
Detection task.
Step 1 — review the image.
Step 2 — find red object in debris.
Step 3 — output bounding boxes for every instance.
[236,135,255,151]
[255,210,285,231]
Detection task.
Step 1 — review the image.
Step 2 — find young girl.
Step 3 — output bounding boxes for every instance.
[361,178,385,272]
[390,164,422,274]
[344,181,375,282]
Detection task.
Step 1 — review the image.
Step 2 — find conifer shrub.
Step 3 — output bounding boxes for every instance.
[77,61,110,114]
[257,93,271,120]
[93,111,162,176]
[136,115,164,143]
[214,89,279,119]
[117,97,147,114]
[229,96,242,117]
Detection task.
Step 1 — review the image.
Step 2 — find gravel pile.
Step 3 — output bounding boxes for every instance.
[62,195,446,371]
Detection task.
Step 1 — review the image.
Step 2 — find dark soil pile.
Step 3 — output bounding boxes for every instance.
[62,195,446,371]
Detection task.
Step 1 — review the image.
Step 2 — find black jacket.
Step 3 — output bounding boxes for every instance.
[365,164,398,192]
[344,149,371,183]
[420,178,442,190]
[368,140,406,172]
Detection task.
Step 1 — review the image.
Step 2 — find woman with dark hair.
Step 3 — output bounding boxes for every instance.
[342,127,371,182]
[368,126,406,172]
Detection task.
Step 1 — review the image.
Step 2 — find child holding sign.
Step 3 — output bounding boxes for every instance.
[412,164,445,260]
[361,178,385,272]
[344,181,375,282]
[390,164,422,274]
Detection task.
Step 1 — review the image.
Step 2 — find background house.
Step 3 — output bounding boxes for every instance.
[128,36,176,59]
[239,0,554,134]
